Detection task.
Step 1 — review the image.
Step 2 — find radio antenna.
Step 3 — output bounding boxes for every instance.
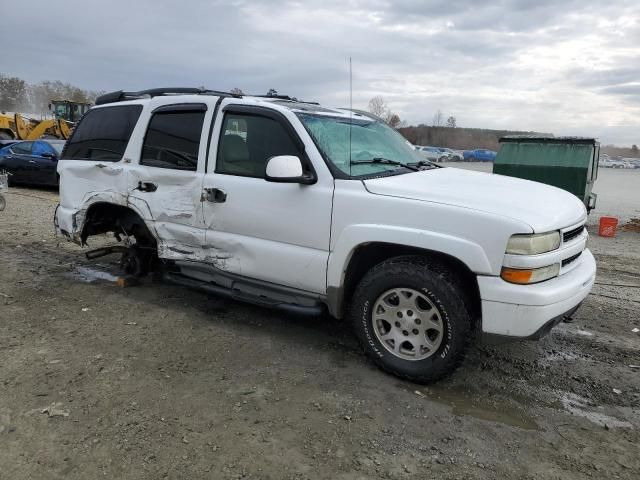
[349,57,353,173]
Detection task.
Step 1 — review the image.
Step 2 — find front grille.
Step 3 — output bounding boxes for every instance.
[562,252,582,267]
[563,226,585,243]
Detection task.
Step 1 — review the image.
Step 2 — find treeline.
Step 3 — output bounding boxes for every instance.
[398,125,551,151]
[600,144,639,158]
[0,73,101,115]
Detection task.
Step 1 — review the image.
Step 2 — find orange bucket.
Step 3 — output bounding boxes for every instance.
[598,216,618,237]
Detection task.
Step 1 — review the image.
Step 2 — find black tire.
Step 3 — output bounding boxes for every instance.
[349,255,472,383]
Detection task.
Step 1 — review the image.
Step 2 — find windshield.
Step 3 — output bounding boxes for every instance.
[297,113,427,177]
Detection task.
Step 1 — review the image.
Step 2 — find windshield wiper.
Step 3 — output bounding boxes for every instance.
[350,157,419,171]
[407,159,439,169]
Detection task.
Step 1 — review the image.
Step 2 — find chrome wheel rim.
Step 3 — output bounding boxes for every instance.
[372,288,444,361]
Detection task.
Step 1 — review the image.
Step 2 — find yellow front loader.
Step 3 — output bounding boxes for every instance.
[0,112,73,140]
[0,100,89,141]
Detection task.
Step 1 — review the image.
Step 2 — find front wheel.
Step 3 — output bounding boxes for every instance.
[349,256,472,383]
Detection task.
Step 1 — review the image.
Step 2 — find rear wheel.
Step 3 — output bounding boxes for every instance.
[349,256,472,383]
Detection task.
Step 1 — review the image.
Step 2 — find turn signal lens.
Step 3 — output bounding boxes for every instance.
[501,264,560,284]
[506,232,561,255]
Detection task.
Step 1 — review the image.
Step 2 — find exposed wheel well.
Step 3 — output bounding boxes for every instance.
[81,202,156,248]
[337,242,481,326]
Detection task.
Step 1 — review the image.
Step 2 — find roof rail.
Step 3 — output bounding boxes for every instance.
[95,87,242,105]
[251,93,320,105]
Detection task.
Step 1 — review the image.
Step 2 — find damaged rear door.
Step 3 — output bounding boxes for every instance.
[56,105,143,239]
[125,102,211,260]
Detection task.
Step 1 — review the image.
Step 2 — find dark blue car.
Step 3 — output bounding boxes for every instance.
[0,139,65,186]
[463,148,497,162]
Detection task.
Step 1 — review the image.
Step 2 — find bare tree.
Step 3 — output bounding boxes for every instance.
[266,88,278,97]
[446,116,457,128]
[632,144,639,155]
[367,96,407,128]
[387,113,401,129]
[432,109,443,127]
[230,87,244,95]
[368,96,388,118]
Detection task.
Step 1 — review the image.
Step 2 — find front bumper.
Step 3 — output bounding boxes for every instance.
[478,249,596,339]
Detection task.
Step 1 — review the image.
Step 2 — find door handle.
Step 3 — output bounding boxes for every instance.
[137,181,158,193]
[29,160,36,164]
[202,187,227,203]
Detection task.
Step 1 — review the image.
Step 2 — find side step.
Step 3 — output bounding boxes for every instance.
[162,272,325,316]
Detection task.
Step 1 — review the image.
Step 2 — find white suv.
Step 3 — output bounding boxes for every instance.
[55,88,596,383]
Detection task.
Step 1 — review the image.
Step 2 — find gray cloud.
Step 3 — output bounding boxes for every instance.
[2,0,639,144]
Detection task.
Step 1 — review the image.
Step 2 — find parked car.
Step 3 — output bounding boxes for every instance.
[0,139,65,186]
[55,88,595,383]
[438,147,463,162]
[417,146,449,162]
[464,149,497,162]
[600,157,627,168]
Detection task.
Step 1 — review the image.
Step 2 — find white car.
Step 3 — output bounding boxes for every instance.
[416,145,449,162]
[439,147,463,162]
[600,157,628,168]
[55,88,596,383]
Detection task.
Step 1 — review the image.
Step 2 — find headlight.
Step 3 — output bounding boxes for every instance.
[501,264,560,284]
[506,231,560,255]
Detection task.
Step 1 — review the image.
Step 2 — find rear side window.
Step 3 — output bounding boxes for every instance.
[63,105,142,161]
[11,142,33,154]
[141,110,205,171]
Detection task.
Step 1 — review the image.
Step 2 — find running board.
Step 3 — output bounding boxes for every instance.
[162,272,325,316]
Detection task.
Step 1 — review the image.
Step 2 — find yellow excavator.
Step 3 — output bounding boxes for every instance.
[0,100,90,141]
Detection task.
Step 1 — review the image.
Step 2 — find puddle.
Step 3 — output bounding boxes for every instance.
[559,392,632,428]
[416,386,540,431]
[543,351,579,362]
[66,266,119,283]
[575,329,594,337]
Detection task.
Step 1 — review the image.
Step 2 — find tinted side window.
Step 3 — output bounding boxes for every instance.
[216,113,299,177]
[32,141,55,156]
[140,111,205,171]
[63,105,142,161]
[12,142,33,155]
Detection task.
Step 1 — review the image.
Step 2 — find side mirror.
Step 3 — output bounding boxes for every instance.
[265,155,315,184]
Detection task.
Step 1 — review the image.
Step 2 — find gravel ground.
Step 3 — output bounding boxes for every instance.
[1,186,639,480]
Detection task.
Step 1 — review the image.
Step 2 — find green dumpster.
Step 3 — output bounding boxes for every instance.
[494,136,599,212]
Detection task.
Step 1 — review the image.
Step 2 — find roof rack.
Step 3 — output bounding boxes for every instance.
[95,87,243,105]
[253,94,320,106]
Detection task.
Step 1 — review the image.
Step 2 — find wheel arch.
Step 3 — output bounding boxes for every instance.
[80,201,157,246]
[327,241,482,327]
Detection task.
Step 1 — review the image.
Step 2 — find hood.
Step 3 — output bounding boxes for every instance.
[363,167,586,232]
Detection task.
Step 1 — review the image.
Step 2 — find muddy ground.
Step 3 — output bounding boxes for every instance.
[1,186,639,480]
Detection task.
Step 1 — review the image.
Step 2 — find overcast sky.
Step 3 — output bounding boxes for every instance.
[4,0,639,145]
